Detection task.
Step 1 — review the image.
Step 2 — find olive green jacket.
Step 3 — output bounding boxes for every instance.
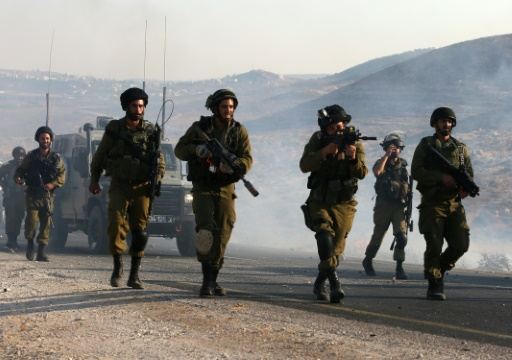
[14,149,66,196]
[411,135,474,205]
[90,117,165,185]
[174,116,253,196]
[300,130,367,204]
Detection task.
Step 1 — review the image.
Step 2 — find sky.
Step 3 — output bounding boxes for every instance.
[1,0,511,81]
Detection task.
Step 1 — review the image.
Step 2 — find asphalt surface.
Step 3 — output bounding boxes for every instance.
[16,232,512,348]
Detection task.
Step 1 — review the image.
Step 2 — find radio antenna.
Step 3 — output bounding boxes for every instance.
[46,29,55,127]
[161,16,167,138]
[143,20,147,91]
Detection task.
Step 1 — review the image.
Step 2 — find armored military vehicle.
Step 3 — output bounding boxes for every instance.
[51,116,195,256]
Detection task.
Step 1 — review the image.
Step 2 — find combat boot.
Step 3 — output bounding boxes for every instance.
[362,256,376,276]
[211,268,226,296]
[327,270,345,303]
[199,262,214,297]
[313,271,329,301]
[110,254,123,287]
[127,256,143,289]
[26,239,35,261]
[395,261,408,280]
[36,244,49,262]
[426,274,446,301]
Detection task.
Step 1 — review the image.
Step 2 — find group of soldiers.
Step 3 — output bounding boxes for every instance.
[0,87,475,302]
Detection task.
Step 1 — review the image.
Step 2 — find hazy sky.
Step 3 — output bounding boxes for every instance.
[1,0,511,81]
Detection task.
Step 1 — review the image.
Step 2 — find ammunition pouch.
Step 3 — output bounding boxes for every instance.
[107,155,151,183]
[187,159,239,187]
[309,174,358,203]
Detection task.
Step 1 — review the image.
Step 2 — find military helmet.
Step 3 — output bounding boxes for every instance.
[380,132,405,150]
[12,146,26,157]
[34,126,54,142]
[430,107,456,127]
[317,104,351,128]
[205,89,238,112]
[120,87,149,111]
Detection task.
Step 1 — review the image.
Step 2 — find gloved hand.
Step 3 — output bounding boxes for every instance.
[195,144,211,159]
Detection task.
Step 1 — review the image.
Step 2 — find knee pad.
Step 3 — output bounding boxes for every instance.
[315,231,334,261]
[394,232,408,250]
[131,230,148,253]
[195,229,214,256]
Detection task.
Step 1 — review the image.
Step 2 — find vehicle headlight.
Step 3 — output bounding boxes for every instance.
[184,193,193,204]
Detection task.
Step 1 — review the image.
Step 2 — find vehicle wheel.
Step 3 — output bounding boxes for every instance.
[49,207,68,252]
[176,222,196,257]
[88,205,108,254]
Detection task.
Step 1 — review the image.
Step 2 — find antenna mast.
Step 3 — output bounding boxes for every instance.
[143,20,147,91]
[46,29,55,127]
[161,16,167,139]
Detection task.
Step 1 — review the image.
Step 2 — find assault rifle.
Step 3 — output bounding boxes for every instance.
[390,175,413,250]
[205,138,259,197]
[322,126,377,150]
[427,145,479,197]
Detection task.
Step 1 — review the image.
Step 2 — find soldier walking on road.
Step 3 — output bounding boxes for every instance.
[89,87,165,290]
[14,127,66,261]
[300,105,368,303]
[174,89,253,297]
[0,146,27,252]
[362,132,410,279]
[411,107,475,300]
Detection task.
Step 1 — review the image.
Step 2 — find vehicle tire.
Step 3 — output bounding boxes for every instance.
[176,222,196,257]
[49,207,68,252]
[88,205,108,254]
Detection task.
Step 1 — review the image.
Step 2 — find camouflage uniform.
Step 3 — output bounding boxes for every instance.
[14,149,65,251]
[90,117,165,258]
[411,135,472,277]
[300,128,368,301]
[365,158,409,263]
[175,115,252,270]
[0,159,26,248]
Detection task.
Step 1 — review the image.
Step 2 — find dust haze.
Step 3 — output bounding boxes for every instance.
[1,34,511,272]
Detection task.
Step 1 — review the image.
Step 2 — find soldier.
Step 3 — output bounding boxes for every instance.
[411,107,474,300]
[362,132,409,279]
[14,127,66,261]
[174,89,253,297]
[89,87,164,289]
[300,105,368,303]
[0,146,27,252]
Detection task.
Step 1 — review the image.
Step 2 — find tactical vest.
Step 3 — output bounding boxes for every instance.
[424,135,465,169]
[187,116,242,187]
[374,158,409,203]
[307,132,360,203]
[23,150,61,195]
[104,119,159,183]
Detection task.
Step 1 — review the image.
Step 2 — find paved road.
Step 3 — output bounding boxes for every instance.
[42,233,512,348]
